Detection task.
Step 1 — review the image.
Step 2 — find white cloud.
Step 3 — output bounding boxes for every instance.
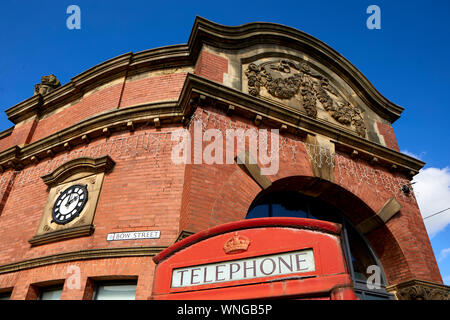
[438,248,450,262]
[401,149,425,160]
[412,167,450,238]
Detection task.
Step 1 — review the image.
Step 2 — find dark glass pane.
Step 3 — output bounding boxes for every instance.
[350,251,367,281]
[364,293,391,300]
[246,203,270,219]
[354,290,391,300]
[269,192,309,218]
[95,283,136,300]
[0,292,11,300]
[307,199,342,223]
[346,225,379,283]
[39,287,63,300]
[271,203,308,218]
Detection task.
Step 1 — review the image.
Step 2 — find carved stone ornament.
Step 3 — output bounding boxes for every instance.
[388,279,450,300]
[245,59,367,137]
[34,74,61,96]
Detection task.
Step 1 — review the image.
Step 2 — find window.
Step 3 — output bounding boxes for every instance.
[93,281,137,300]
[38,285,63,300]
[0,290,11,300]
[246,191,394,300]
[354,290,392,300]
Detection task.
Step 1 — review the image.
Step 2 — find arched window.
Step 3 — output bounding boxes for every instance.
[246,191,394,300]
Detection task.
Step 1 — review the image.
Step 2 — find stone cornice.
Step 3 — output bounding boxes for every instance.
[5,17,403,125]
[71,52,132,89]
[0,101,180,171]
[0,146,22,171]
[0,74,425,177]
[19,101,180,163]
[0,246,166,275]
[0,127,13,140]
[28,225,95,247]
[130,44,191,70]
[5,94,42,124]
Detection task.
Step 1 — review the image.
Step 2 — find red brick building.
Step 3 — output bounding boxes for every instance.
[0,17,447,300]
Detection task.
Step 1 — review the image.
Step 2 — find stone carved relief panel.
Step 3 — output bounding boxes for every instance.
[244,59,367,137]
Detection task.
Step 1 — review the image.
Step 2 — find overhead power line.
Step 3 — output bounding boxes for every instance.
[423,207,450,220]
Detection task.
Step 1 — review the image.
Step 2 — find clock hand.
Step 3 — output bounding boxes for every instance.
[68,194,78,205]
[64,195,70,208]
[65,194,75,207]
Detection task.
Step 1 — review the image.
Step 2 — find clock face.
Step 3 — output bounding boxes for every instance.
[52,184,89,225]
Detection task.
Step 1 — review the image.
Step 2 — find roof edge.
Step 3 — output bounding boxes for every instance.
[5,16,404,125]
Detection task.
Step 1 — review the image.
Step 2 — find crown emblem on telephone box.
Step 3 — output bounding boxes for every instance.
[223,232,250,254]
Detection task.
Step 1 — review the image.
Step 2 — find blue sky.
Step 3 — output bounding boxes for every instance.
[0,0,449,285]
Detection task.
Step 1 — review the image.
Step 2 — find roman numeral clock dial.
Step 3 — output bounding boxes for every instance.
[51,184,89,225]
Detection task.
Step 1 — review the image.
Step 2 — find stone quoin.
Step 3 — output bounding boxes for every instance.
[0,17,448,300]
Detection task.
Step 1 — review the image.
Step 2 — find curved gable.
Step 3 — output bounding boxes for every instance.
[0,17,422,175]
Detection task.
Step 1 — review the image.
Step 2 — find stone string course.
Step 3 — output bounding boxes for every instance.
[0,108,416,206]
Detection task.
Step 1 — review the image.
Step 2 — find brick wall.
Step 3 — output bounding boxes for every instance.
[334,151,441,283]
[0,118,38,150]
[30,83,124,143]
[377,122,400,151]
[120,73,187,108]
[194,50,228,84]
[179,107,314,233]
[0,257,155,300]
[0,127,184,266]
[178,105,442,286]
[1,72,188,147]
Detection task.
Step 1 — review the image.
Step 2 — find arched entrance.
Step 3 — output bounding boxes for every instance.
[246,181,394,300]
[205,174,409,293]
[153,175,408,299]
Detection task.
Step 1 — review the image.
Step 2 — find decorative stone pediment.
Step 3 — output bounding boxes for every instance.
[41,156,115,188]
[244,59,367,138]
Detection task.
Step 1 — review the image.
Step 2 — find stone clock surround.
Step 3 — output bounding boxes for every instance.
[28,156,115,246]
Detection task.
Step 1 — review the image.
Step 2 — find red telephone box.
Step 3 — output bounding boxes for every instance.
[152,217,358,300]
